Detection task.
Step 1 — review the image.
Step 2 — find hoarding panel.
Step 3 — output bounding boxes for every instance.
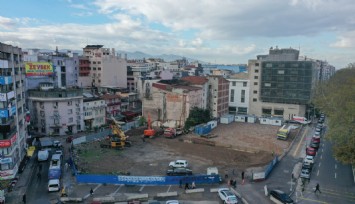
[25,62,53,77]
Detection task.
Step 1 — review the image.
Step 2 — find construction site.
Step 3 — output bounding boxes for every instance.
[73,121,299,177]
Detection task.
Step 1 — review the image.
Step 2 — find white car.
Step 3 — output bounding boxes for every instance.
[169,160,188,168]
[218,188,238,204]
[166,200,179,204]
[304,155,314,164]
[48,179,60,192]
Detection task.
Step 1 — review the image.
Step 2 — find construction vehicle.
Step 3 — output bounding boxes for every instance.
[100,117,132,149]
[144,113,156,138]
[163,127,183,138]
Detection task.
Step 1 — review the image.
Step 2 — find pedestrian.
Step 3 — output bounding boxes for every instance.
[90,188,94,196]
[184,183,189,190]
[191,181,196,189]
[314,183,321,194]
[241,171,245,185]
[225,169,229,179]
[142,136,146,142]
[179,179,182,188]
[65,162,69,171]
[232,180,237,188]
[22,194,26,204]
[229,179,233,187]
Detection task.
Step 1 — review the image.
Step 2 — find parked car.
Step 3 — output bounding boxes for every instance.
[310,142,320,149]
[300,168,311,180]
[166,168,192,176]
[306,147,316,156]
[53,140,62,148]
[304,155,315,164]
[302,161,313,170]
[48,179,60,192]
[312,137,320,144]
[269,190,294,204]
[314,131,321,137]
[312,135,320,140]
[169,160,188,168]
[166,201,180,204]
[218,188,238,204]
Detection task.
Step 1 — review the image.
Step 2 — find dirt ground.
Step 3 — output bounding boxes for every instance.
[73,122,299,177]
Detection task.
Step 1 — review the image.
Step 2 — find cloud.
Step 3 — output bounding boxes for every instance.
[72,12,93,17]
[330,31,355,48]
[0,16,17,29]
[70,4,90,10]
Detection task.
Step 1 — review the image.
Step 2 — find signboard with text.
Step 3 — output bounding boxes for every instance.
[0,134,17,148]
[25,62,53,77]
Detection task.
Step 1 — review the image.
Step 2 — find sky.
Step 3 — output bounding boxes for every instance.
[1,0,354,69]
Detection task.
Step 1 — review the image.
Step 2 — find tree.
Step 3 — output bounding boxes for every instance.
[184,107,211,130]
[312,64,355,164]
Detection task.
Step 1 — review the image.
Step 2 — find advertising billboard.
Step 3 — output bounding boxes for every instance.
[25,62,53,77]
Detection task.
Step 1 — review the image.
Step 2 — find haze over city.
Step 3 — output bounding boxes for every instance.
[1,0,355,68]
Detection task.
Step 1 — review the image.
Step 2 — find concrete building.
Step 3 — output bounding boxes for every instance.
[248,47,318,120]
[0,42,27,180]
[23,49,79,90]
[227,73,250,115]
[83,96,106,131]
[101,93,121,117]
[206,76,229,118]
[143,82,203,127]
[181,76,209,109]
[27,83,84,136]
[79,45,127,88]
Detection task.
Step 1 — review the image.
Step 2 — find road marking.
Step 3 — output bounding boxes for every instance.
[293,126,308,157]
[167,185,172,192]
[299,196,329,203]
[335,164,337,169]
[113,184,123,194]
[317,170,319,176]
[83,184,102,199]
[335,173,337,179]
[322,148,323,152]
[319,163,321,167]
[139,185,145,192]
[320,155,323,160]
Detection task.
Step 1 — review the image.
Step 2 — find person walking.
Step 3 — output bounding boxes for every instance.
[22,194,26,204]
[191,181,196,189]
[314,183,321,194]
[184,183,189,190]
[90,188,94,196]
[241,171,245,185]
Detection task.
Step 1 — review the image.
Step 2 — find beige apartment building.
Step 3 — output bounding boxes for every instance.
[206,75,229,118]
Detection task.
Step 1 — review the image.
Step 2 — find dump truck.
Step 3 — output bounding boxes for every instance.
[276,124,293,140]
[163,127,183,138]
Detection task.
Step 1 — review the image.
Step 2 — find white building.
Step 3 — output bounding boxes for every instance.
[227,73,250,115]
[83,96,106,130]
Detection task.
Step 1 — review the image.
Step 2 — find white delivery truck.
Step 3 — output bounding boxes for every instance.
[292,116,311,125]
[38,149,49,161]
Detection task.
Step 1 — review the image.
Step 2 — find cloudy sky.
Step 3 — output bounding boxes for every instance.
[1,0,354,68]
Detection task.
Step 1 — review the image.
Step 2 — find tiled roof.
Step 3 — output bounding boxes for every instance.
[229,72,249,79]
[101,94,120,99]
[181,76,208,85]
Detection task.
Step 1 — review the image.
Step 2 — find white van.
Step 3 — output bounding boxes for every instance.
[48,179,60,192]
[38,149,49,161]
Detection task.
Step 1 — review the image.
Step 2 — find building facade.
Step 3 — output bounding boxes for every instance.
[206,76,229,118]
[101,93,121,117]
[83,97,106,131]
[248,47,318,120]
[0,43,27,180]
[27,83,84,136]
[227,73,250,115]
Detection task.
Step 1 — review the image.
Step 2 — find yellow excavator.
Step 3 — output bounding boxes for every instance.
[100,117,132,149]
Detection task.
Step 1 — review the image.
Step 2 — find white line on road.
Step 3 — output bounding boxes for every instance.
[320,155,323,160]
[335,173,337,179]
[317,170,319,176]
[167,185,172,192]
[323,143,324,147]
[319,163,321,167]
[83,184,102,199]
[335,164,337,169]
[322,148,323,152]
[139,185,145,192]
[113,184,123,194]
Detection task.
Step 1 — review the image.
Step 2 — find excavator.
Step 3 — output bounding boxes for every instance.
[100,117,132,149]
[143,113,156,138]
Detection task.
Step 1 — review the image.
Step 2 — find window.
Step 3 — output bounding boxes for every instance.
[68,101,72,106]
[255,63,259,66]
[98,67,101,70]
[265,83,271,87]
[254,76,258,79]
[253,98,257,102]
[232,82,236,86]
[243,82,247,87]
[278,70,285,74]
[69,118,73,122]
[241,90,245,103]
[253,90,258,94]
[238,107,247,114]
[274,109,284,116]
[68,109,73,114]
[230,89,235,102]
[266,63,272,68]
[255,69,259,73]
[254,82,258,85]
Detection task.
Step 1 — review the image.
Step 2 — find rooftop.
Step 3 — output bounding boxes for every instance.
[181,76,208,85]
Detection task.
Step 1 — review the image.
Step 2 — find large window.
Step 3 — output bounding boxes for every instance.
[230,89,235,102]
[262,108,272,116]
[241,90,245,103]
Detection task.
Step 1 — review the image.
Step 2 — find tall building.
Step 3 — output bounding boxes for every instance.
[0,43,27,180]
[79,45,127,88]
[206,75,229,118]
[248,47,318,120]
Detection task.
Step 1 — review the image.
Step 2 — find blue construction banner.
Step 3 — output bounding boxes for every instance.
[76,174,221,185]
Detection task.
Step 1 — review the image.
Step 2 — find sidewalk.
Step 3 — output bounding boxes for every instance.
[6,156,37,204]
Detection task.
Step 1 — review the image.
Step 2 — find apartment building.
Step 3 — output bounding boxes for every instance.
[206,75,229,118]
[79,45,127,88]
[248,47,318,120]
[0,43,27,180]
[101,93,121,117]
[27,83,84,136]
[83,96,106,131]
[181,76,209,109]
[227,73,250,115]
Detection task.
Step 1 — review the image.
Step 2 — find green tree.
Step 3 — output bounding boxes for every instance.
[184,107,211,130]
[312,64,355,164]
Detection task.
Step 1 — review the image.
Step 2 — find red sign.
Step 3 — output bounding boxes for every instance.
[0,134,17,148]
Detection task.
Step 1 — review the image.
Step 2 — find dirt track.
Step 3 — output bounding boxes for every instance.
[74,122,297,176]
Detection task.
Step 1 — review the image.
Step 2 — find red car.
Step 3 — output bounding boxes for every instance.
[312,137,320,144]
[306,147,316,156]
